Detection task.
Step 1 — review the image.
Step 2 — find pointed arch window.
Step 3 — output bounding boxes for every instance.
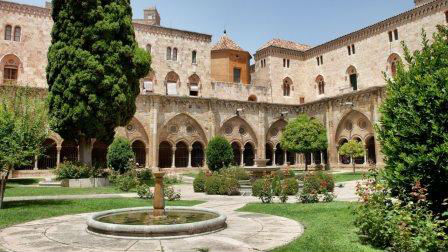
[388,54,402,78]
[317,76,325,95]
[347,66,358,91]
[283,78,292,97]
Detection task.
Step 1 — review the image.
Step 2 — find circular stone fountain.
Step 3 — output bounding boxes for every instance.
[87,172,227,238]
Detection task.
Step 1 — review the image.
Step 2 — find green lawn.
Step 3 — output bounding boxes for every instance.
[0,198,203,229]
[239,202,382,252]
[333,172,366,183]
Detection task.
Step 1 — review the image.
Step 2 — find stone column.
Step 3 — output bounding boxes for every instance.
[188,146,193,168]
[152,172,166,217]
[240,148,244,167]
[145,147,150,169]
[151,100,160,171]
[273,148,277,166]
[284,151,287,167]
[56,146,62,168]
[33,155,38,170]
[171,147,176,168]
[321,151,325,165]
[254,148,257,167]
[363,146,368,167]
[311,153,315,165]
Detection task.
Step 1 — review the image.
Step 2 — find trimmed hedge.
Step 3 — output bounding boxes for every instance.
[107,137,135,174]
[205,136,233,172]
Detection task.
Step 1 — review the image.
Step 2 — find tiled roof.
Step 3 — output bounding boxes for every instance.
[259,39,311,52]
[212,35,245,51]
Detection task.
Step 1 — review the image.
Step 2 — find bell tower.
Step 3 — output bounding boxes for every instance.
[143,7,161,26]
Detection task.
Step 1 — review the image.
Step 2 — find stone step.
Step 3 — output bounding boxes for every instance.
[38,181,62,187]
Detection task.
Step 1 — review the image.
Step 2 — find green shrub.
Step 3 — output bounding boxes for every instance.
[303,171,334,194]
[204,173,240,195]
[205,136,233,172]
[220,166,249,180]
[136,184,153,199]
[274,169,295,180]
[193,171,206,192]
[258,175,274,204]
[323,191,336,202]
[298,191,319,204]
[114,173,137,192]
[164,175,181,185]
[136,168,152,185]
[281,178,299,196]
[252,179,263,197]
[107,137,135,174]
[53,162,94,180]
[204,174,221,195]
[378,26,448,214]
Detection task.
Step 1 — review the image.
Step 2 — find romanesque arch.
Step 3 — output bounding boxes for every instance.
[0,54,22,84]
[283,77,292,97]
[165,71,180,96]
[159,113,207,168]
[316,75,325,95]
[335,110,375,165]
[188,74,200,96]
[132,140,146,167]
[266,119,287,166]
[92,140,108,168]
[346,65,358,91]
[60,140,78,163]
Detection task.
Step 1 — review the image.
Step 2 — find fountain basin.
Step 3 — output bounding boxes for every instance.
[87,207,227,238]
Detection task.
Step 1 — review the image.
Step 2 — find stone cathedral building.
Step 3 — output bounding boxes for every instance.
[1,0,447,177]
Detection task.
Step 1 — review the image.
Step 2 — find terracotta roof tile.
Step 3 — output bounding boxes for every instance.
[212,35,245,51]
[259,39,311,52]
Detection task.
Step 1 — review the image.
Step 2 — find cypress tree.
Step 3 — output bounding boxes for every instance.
[46,0,151,165]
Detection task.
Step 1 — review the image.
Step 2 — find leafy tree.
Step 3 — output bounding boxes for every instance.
[280,114,327,171]
[378,26,448,214]
[206,136,233,172]
[107,137,134,174]
[47,0,151,165]
[339,140,365,174]
[0,88,48,209]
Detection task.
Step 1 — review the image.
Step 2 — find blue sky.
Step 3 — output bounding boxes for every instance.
[15,0,414,53]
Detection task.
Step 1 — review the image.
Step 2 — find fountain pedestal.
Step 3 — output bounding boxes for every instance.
[245,159,280,180]
[152,172,166,218]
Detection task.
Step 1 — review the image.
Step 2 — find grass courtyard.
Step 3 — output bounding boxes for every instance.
[240,202,381,252]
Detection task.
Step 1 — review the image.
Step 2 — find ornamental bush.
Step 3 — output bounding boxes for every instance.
[204,172,240,196]
[205,136,233,172]
[53,162,93,180]
[107,137,135,174]
[378,26,448,214]
[193,171,206,192]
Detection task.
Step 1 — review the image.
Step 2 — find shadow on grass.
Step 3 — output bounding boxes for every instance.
[3,200,71,209]
[7,178,41,185]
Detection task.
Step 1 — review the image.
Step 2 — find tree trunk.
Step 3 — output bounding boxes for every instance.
[79,136,93,166]
[0,168,11,209]
[352,155,356,174]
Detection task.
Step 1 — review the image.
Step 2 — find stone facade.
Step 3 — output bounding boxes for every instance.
[0,0,446,176]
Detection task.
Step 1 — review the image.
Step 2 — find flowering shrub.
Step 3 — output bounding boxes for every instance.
[136,184,153,199]
[355,170,448,252]
[302,171,334,194]
[164,186,181,201]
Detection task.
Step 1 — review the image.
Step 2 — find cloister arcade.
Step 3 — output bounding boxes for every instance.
[15,109,378,172]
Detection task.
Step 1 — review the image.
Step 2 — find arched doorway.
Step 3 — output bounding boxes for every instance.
[314,151,322,165]
[286,151,296,165]
[92,141,108,168]
[132,140,146,168]
[37,139,57,169]
[275,143,285,166]
[366,136,376,164]
[338,139,350,165]
[61,140,78,163]
[191,142,204,167]
[353,137,365,165]
[265,143,273,166]
[231,142,242,166]
[158,141,172,168]
[175,142,189,168]
[243,143,255,167]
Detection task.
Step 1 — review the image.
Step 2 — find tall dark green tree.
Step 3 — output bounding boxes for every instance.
[378,26,448,214]
[280,114,328,171]
[47,0,151,165]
